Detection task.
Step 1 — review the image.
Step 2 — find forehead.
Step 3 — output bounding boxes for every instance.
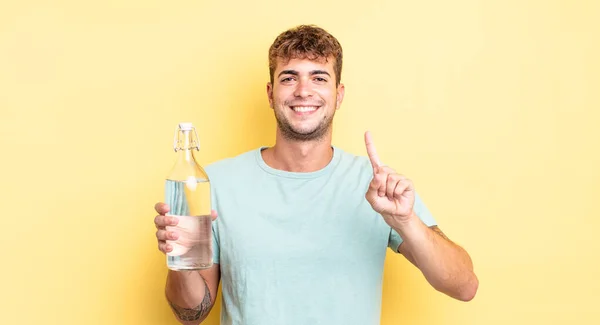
[274,57,335,73]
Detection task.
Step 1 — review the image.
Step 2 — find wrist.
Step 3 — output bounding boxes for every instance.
[387,211,426,237]
[383,210,418,228]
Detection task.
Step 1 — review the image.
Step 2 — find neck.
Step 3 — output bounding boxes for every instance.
[262,129,334,172]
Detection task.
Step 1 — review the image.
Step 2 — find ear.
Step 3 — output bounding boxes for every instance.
[336,83,345,110]
[266,82,274,108]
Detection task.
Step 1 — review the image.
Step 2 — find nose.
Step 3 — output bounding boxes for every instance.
[293,78,313,98]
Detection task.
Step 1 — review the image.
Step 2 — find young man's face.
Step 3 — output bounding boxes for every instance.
[267,57,345,141]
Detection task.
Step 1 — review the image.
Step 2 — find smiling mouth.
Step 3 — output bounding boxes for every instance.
[290,105,320,113]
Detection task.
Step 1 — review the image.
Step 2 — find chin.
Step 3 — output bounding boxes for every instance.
[289,126,330,141]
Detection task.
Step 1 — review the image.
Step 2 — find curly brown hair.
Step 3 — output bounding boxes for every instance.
[268,25,343,86]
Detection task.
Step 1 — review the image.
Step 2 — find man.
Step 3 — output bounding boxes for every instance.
[154,24,478,325]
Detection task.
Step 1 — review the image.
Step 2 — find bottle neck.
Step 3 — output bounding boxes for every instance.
[177,147,193,163]
[167,125,207,182]
[175,129,199,160]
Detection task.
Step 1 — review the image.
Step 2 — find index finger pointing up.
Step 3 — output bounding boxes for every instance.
[364,131,381,169]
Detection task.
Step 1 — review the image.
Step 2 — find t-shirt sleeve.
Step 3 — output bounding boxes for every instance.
[388,191,437,253]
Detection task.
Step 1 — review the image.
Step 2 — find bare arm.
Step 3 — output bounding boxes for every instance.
[395,214,479,301]
[154,202,220,324]
[165,265,220,325]
[362,132,478,301]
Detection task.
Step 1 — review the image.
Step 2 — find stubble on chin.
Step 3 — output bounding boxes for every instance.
[274,110,332,142]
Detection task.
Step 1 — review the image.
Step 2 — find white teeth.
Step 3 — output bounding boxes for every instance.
[292,106,318,112]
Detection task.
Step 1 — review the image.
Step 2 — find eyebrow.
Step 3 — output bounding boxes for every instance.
[278,70,331,77]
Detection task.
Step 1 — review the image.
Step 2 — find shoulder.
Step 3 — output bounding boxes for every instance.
[334,146,372,172]
[204,147,261,179]
[332,146,374,184]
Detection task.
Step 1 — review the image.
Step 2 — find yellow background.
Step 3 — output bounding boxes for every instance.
[1,0,598,324]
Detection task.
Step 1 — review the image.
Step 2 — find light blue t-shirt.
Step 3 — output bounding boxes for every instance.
[204,146,437,325]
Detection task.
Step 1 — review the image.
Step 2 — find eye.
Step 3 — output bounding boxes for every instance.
[314,77,328,83]
[280,77,295,83]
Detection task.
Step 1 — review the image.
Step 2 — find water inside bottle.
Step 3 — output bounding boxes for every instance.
[165,179,213,270]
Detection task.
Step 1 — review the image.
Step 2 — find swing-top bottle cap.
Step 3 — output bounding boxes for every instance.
[173,122,200,151]
[178,122,194,131]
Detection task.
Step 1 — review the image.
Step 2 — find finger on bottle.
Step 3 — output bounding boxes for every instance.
[154,202,170,215]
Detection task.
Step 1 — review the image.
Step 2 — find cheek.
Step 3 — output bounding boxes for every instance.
[318,89,336,103]
[272,89,289,103]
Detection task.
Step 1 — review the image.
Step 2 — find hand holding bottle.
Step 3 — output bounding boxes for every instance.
[154,202,177,254]
[154,202,218,256]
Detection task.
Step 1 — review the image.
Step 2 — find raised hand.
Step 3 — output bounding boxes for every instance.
[364,131,416,226]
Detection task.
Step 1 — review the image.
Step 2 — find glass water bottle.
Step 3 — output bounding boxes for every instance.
[165,122,213,271]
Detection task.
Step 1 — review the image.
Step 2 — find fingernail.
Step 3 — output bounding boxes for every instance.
[170,232,178,240]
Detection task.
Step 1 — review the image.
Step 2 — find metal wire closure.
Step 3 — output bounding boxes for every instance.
[173,125,200,152]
